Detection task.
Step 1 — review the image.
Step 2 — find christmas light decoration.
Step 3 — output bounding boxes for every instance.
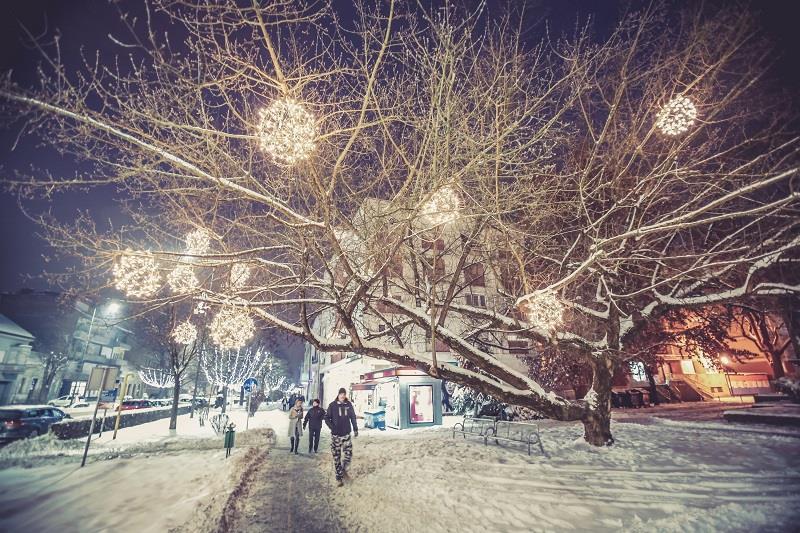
[257,98,317,165]
[201,346,270,388]
[419,185,460,229]
[138,367,175,389]
[230,263,251,289]
[520,291,564,330]
[185,228,212,255]
[209,305,255,349]
[112,251,161,298]
[655,95,697,136]
[172,320,198,345]
[167,263,200,295]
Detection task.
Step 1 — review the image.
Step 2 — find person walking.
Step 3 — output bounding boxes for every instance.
[303,399,326,453]
[324,388,358,487]
[287,398,304,454]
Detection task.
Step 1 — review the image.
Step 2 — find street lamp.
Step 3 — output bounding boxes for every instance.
[720,356,735,401]
[79,300,122,367]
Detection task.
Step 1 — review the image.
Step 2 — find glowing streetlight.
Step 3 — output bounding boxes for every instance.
[257,97,317,165]
[655,95,697,136]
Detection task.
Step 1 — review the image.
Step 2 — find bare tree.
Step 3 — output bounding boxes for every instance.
[37,340,70,403]
[1,1,798,445]
[138,305,204,429]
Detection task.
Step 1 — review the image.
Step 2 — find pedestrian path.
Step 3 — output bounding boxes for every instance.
[227,429,345,532]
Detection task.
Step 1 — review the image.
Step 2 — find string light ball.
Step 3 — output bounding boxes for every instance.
[419,185,461,229]
[172,320,198,345]
[257,97,317,165]
[520,291,565,330]
[209,305,256,349]
[185,228,212,255]
[230,263,251,289]
[655,95,697,136]
[112,250,161,298]
[167,263,200,295]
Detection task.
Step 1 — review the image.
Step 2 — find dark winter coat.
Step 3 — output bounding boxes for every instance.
[324,399,358,437]
[303,406,325,430]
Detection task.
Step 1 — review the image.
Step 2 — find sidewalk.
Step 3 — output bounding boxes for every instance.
[224,409,345,532]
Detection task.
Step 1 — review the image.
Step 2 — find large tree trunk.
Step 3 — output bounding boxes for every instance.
[581,356,615,446]
[769,352,786,381]
[169,380,181,430]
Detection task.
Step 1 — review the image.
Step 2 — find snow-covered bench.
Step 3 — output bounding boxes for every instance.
[452,415,496,440]
[484,420,546,456]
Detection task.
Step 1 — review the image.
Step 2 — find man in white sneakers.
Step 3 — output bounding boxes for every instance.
[324,387,358,487]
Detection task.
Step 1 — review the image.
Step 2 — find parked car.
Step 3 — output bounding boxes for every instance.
[0,406,71,443]
[68,400,92,409]
[48,395,81,408]
[118,399,153,411]
[151,399,172,407]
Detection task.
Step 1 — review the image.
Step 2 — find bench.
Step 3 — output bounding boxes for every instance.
[452,415,496,440]
[484,420,546,456]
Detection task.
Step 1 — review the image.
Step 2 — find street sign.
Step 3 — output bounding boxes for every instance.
[243,377,258,393]
[88,366,119,392]
[99,389,118,409]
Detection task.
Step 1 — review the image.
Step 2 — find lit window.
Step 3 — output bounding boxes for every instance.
[680,359,696,374]
[629,361,647,382]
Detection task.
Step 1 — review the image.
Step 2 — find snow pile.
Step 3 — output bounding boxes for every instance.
[0,408,278,532]
[323,419,800,532]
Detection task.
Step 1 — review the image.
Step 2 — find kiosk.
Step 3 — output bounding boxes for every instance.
[356,367,442,430]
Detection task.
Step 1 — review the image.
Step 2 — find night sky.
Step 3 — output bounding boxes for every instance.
[1,1,798,371]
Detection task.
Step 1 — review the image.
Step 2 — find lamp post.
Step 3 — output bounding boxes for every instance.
[79,300,121,368]
[720,356,736,402]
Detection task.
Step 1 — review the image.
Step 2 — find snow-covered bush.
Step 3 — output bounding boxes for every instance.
[774,377,800,402]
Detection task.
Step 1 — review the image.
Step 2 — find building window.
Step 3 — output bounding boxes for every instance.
[465,294,486,308]
[463,263,486,286]
[680,359,696,375]
[18,377,27,394]
[629,361,647,382]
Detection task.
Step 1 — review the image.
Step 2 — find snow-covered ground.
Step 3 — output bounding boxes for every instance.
[323,417,800,532]
[2,406,799,532]
[0,406,277,532]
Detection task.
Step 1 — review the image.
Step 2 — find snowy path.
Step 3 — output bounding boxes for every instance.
[225,410,346,533]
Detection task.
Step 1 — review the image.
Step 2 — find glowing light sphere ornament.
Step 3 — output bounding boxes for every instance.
[655,95,697,136]
[257,98,317,165]
[172,320,198,345]
[419,185,461,230]
[520,291,565,331]
[185,228,212,255]
[167,263,200,295]
[230,263,251,289]
[209,305,255,349]
[112,251,161,298]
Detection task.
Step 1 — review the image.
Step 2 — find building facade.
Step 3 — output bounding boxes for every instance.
[0,314,42,405]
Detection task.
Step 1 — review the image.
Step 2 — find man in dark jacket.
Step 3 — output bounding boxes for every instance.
[324,387,358,486]
[303,399,326,453]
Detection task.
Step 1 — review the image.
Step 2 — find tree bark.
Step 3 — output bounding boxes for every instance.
[581,355,615,446]
[169,380,181,430]
[769,351,786,381]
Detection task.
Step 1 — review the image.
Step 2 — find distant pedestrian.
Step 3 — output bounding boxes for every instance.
[303,399,326,453]
[288,398,304,454]
[281,397,287,411]
[324,388,358,487]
